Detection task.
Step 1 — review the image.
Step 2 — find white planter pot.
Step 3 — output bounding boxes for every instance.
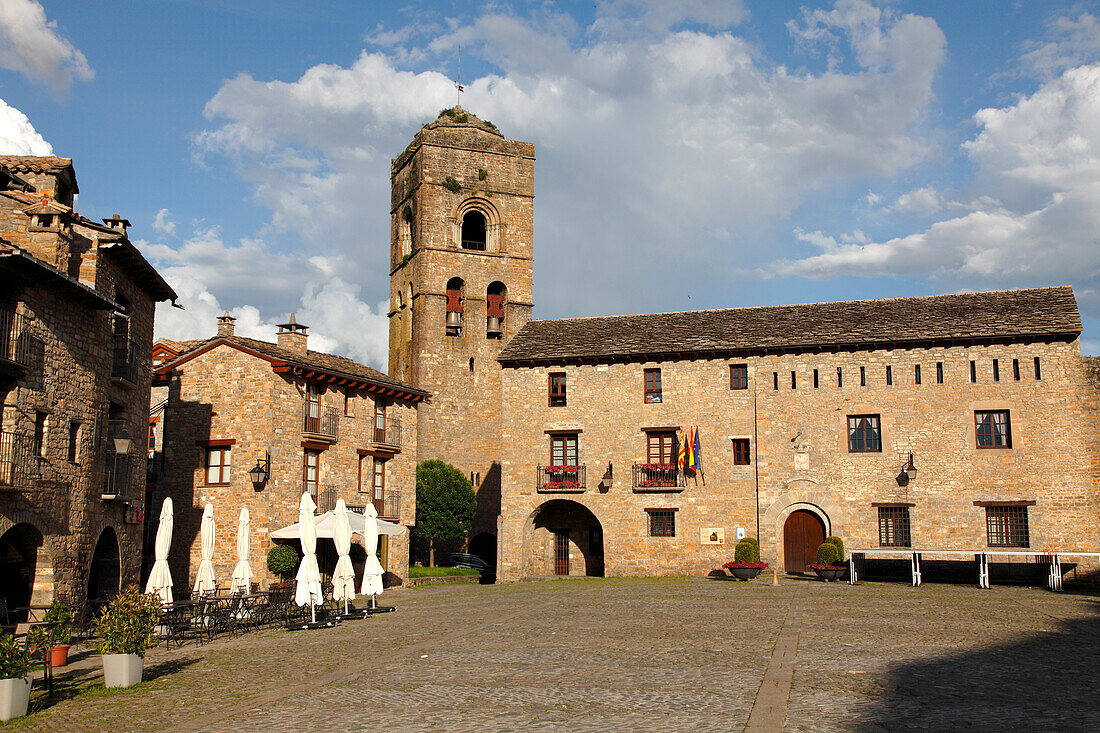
[0,675,32,721]
[102,653,144,688]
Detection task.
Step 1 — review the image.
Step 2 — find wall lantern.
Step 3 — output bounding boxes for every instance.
[112,428,133,455]
[598,461,613,492]
[248,451,271,491]
[895,452,917,487]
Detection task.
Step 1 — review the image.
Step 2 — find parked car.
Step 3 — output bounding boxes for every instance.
[445,553,490,572]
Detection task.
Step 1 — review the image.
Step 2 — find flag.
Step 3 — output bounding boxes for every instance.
[677,429,686,471]
[684,427,695,471]
[693,427,702,473]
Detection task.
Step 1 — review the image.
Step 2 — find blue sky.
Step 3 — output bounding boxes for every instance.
[2,0,1098,366]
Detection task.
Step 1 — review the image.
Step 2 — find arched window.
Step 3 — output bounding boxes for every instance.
[461,211,486,250]
[399,207,414,258]
[445,277,465,337]
[486,281,507,339]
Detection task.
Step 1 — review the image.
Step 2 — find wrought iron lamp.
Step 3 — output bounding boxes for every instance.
[248,451,271,491]
[895,452,917,487]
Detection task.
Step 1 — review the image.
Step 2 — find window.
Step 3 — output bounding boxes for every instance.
[647,431,676,465]
[487,282,506,339]
[33,411,47,458]
[791,371,797,389]
[975,410,1011,448]
[969,360,976,383]
[813,369,819,388]
[847,414,882,453]
[772,372,778,390]
[372,457,386,510]
[147,421,155,452]
[729,364,748,390]
[1034,357,1042,380]
[372,401,387,443]
[860,366,866,387]
[205,446,231,485]
[461,210,487,250]
[344,390,353,417]
[647,509,676,537]
[837,367,843,388]
[878,506,911,547]
[885,365,892,386]
[551,433,579,466]
[1013,358,1020,381]
[69,422,81,463]
[936,362,943,384]
[640,431,679,487]
[644,369,662,403]
[303,450,320,495]
[306,383,322,431]
[731,438,750,466]
[914,364,922,385]
[548,372,567,407]
[992,359,1000,382]
[446,277,464,337]
[986,505,1029,547]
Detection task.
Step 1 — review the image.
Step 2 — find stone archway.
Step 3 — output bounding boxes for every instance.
[783,510,826,572]
[522,500,604,578]
[0,522,50,619]
[87,526,121,605]
[762,487,844,573]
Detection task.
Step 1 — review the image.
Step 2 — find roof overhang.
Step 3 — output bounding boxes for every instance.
[0,248,117,309]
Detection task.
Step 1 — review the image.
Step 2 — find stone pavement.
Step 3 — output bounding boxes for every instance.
[6,576,1100,732]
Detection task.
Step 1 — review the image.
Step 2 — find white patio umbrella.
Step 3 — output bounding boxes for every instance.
[193,503,217,596]
[331,499,356,616]
[230,507,252,594]
[360,502,385,609]
[144,497,174,605]
[294,492,324,623]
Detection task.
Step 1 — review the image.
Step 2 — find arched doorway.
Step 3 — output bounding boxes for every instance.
[468,532,496,569]
[783,510,825,573]
[524,500,604,578]
[87,527,121,604]
[0,523,44,620]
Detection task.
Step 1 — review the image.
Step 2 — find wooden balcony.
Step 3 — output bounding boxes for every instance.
[303,404,339,442]
[536,465,586,493]
[632,463,685,492]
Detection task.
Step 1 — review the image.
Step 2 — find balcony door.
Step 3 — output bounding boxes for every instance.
[554,529,570,575]
[305,384,322,433]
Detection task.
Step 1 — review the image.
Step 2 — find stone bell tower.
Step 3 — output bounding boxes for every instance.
[388,107,535,561]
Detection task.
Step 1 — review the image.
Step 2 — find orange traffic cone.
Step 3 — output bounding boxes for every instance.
[771,570,779,586]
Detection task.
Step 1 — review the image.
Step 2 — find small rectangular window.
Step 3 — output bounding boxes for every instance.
[986,505,1029,548]
[1013,358,1020,381]
[969,360,977,383]
[790,371,796,389]
[773,372,778,390]
[303,450,320,495]
[878,506,911,548]
[729,364,748,390]
[813,369,819,388]
[548,372,566,407]
[33,411,47,458]
[847,414,881,453]
[975,410,1011,449]
[644,368,662,403]
[68,422,81,463]
[936,362,943,384]
[993,359,999,382]
[837,367,843,388]
[914,364,922,385]
[206,446,231,485]
[885,365,892,386]
[647,509,676,537]
[731,438,750,466]
[344,390,353,417]
[860,366,866,387]
[1034,357,1042,380]
[550,434,579,466]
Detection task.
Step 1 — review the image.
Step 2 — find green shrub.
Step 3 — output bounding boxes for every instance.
[28,598,74,649]
[442,176,462,193]
[94,586,161,656]
[478,168,488,181]
[734,538,759,563]
[483,120,498,131]
[816,542,840,566]
[0,633,35,679]
[408,566,480,578]
[824,536,845,561]
[267,544,299,577]
[740,537,759,552]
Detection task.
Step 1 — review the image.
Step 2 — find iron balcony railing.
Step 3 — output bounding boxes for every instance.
[0,431,39,488]
[632,463,685,490]
[316,486,337,513]
[303,404,339,440]
[104,451,135,498]
[111,336,141,384]
[374,489,400,520]
[536,464,586,493]
[373,415,401,449]
[0,307,31,369]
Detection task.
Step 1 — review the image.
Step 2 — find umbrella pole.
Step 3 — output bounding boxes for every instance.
[344,597,349,615]
[310,601,316,624]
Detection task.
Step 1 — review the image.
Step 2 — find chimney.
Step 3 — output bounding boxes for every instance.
[216,311,236,338]
[276,313,309,354]
[102,214,130,236]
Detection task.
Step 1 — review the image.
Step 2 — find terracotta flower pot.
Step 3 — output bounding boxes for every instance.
[50,644,72,668]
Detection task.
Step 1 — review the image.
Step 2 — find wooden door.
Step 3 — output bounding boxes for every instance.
[783,510,825,572]
[554,530,570,575]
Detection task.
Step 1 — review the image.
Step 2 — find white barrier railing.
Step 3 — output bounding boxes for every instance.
[846,549,1100,591]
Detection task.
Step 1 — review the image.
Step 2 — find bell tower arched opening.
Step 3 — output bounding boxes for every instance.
[461,210,486,250]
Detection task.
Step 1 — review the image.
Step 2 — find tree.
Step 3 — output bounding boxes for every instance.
[414,459,476,566]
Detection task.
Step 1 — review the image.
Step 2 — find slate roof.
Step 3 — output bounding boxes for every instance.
[498,287,1082,365]
[157,334,428,399]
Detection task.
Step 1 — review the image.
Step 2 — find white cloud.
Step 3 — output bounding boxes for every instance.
[1020,13,1100,80]
[0,0,92,92]
[885,186,944,214]
[152,208,176,238]
[195,0,945,323]
[765,64,1100,291]
[0,97,51,154]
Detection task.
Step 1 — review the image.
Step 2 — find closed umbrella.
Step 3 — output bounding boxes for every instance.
[144,497,174,605]
[193,503,217,596]
[294,492,324,623]
[230,507,252,594]
[331,499,356,616]
[360,502,385,610]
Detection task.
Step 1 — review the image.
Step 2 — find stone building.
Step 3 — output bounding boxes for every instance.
[152,313,427,589]
[494,288,1099,580]
[387,107,534,562]
[0,156,176,616]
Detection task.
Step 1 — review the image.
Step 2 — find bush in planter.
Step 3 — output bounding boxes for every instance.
[267,544,299,578]
[816,541,840,567]
[0,633,34,680]
[94,586,161,657]
[734,538,760,564]
[824,536,845,561]
[0,633,35,722]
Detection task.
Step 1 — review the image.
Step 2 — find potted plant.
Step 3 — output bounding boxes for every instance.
[38,599,74,668]
[722,537,768,580]
[94,586,161,688]
[810,539,847,581]
[0,633,35,722]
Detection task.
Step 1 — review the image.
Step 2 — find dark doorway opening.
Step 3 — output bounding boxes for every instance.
[0,523,43,622]
[87,526,121,606]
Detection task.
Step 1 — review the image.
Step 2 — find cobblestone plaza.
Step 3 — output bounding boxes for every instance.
[10,577,1100,732]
